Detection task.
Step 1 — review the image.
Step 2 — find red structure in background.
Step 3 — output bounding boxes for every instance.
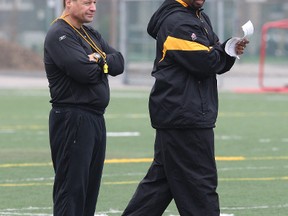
[259,19,288,92]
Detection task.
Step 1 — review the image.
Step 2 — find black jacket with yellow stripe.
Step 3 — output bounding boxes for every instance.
[147,0,236,129]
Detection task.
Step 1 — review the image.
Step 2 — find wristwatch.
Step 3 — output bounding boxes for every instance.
[93,53,101,63]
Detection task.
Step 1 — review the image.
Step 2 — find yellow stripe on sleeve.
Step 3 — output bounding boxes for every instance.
[160,36,212,62]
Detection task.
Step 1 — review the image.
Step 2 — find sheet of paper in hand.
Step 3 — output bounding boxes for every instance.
[225,20,254,59]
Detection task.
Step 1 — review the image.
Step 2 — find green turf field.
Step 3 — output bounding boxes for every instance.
[0,88,288,216]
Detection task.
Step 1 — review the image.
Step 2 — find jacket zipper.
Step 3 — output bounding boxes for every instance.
[197,80,206,116]
[196,10,209,36]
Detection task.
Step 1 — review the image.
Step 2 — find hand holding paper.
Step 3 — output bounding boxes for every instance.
[225,20,254,59]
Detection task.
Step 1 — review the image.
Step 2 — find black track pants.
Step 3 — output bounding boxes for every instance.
[49,107,106,216]
[122,128,219,216]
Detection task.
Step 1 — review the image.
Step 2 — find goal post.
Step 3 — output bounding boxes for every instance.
[259,19,288,91]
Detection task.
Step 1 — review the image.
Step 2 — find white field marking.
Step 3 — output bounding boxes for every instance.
[0,207,233,216]
[107,132,140,137]
[95,209,122,215]
[105,113,148,119]
[103,172,145,177]
[2,163,286,186]
[0,177,54,184]
[2,204,288,215]
[0,130,139,137]
[165,214,234,216]
[1,173,145,184]
[2,156,288,169]
[215,135,242,140]
[218,166,274,171]
[221,203,288,210]
[0,207,51,211]
[0,213,52,216]
[259,138,271,143]
[272,147,279,152]
[0,206,52,216]
[0,207,122,216]
[0,162,52,168]
[2,174,282,188]
[3,164,287,185]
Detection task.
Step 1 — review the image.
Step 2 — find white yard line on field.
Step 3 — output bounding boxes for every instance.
[0,207,234,216]
[107,132,140,137]
[1,204,288,216]
[221,203,288,211]
[2,163,288,185]
[0,207,121,216]
[0,177,54,184]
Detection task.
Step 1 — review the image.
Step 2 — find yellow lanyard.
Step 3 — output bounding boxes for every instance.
[56,15,108,73]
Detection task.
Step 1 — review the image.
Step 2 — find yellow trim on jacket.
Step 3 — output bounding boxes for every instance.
[160,36,212,62]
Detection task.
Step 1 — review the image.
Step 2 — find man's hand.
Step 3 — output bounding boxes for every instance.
[88,53,105,67]
[235,38,249,56]
[88,53,96,62]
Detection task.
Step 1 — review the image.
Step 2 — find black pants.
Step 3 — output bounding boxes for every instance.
[123,128,219,216]
[49,107,106,216]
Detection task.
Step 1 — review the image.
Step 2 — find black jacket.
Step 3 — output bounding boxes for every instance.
[147,0,236,129]
[44,19,124,114]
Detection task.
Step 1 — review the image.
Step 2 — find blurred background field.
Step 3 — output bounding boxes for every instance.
[0,88,288,216]
[0,0,288,88]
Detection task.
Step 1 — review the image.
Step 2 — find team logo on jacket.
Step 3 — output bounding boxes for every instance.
[59,35,67,41]
[191,33,197,41]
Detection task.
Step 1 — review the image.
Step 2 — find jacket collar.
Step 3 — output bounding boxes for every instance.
[176,0,188,7]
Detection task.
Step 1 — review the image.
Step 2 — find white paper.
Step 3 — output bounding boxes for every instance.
[225,37,241,59]
[225,20,254,59]
[242,20,254,38]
